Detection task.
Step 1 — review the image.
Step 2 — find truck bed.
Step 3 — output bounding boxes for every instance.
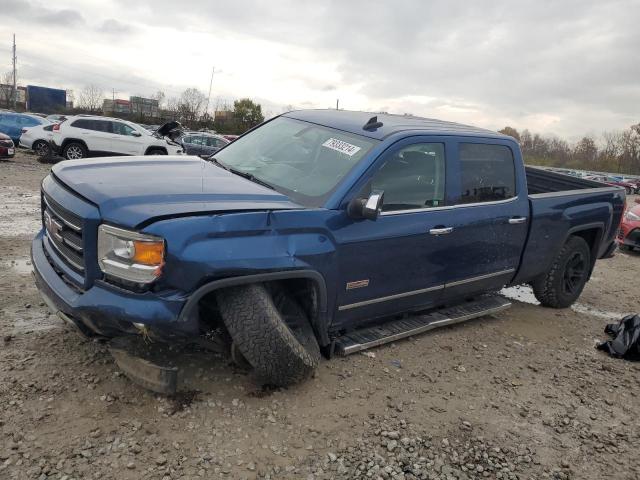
[525,166,607,194]
[511,167,626,286]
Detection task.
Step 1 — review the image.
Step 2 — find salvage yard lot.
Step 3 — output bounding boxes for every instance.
[1,152,639,480]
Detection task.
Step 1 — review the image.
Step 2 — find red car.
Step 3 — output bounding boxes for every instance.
[618,199,640,251]
[0,132,15,159]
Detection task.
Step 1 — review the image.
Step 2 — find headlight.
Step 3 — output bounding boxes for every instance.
[626,210,640,221]
[97,225,165,284]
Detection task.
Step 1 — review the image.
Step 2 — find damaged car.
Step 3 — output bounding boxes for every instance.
[31,110,626,391]
[51,116,183,160]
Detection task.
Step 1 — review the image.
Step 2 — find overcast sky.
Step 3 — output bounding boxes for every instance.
[1,0,638,139]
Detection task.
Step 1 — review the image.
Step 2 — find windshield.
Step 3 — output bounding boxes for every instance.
[214,117,378,206]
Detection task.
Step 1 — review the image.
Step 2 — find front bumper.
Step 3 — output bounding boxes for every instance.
[31,230,196,339]
[0,146,15,158]
[618,227,640,249]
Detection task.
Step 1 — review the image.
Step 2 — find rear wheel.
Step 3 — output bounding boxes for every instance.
[63,142,87,160]
[146,148,167,155]
[532,236,591,308]
[215,283,321,386]
[33,140,50,157]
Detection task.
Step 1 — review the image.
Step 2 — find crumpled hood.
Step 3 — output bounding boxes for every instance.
[51,156,301,227]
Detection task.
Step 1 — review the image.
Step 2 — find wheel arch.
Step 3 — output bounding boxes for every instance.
[144,146,168,155]
[563,223,605,278]
[61,138,88,151]
[178,270,330,345]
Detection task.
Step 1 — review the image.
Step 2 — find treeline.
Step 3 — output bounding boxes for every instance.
[498,124,640,175]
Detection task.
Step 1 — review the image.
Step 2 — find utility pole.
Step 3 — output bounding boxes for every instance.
[12,34,17,110]
[336,99,339,110]
[204,66,215,122]
[112,88,116,101]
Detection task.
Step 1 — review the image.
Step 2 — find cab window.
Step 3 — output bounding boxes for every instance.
[458,143,516,204]
[366,143,446,212]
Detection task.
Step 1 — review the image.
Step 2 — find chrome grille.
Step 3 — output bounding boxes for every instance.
[43,194,85,273]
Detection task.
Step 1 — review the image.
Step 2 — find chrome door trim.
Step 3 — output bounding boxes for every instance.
[445,268,516,288]
[379,196,519,216]
[338,268,516,311]
[338,284,445,311]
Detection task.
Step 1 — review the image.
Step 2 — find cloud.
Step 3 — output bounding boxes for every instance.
[0,0,84,26]
[98,19,135,35]
[2,0,639,137]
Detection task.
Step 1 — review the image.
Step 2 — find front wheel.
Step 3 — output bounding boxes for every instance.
[532,236,591,308]
[215,284,321,386]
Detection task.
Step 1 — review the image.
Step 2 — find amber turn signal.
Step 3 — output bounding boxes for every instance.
[132,241,164,265]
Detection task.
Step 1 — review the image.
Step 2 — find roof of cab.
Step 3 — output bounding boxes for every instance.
[283,109,511,141]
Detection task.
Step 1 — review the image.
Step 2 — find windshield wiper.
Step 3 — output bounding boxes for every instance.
[208,156,275,191]
[227,167,276,190]
[208,156,230,172]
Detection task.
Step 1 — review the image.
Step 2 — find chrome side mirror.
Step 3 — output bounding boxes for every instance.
[347,190,384,220]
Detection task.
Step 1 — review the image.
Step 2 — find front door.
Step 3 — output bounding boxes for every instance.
[440,140,529,300]
[110,121,143,155]
[332,139,455,329]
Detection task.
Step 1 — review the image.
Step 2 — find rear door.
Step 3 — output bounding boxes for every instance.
[333,137,455,328]
[69,119,113,154]
[439,139,529,300]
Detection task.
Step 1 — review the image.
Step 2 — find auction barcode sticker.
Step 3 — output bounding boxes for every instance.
[322,138,362,157]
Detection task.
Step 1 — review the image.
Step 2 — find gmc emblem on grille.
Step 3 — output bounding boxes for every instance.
[44,210,64,242]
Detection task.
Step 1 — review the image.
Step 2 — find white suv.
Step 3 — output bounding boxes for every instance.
[52,115,183,160]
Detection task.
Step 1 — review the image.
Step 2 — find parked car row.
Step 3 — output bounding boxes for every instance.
[0,110,244,162]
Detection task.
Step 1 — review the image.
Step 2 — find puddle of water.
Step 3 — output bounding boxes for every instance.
[501,285,539,305]
[1,258,34,276]
[0,187,41,237]
[501,285,625,321]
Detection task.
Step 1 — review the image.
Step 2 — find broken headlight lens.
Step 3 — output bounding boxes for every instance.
[97,224,165,284]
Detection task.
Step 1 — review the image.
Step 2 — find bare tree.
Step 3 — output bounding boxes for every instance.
[178,88,206,126]
[78,84,104,112]
[0,72,15,108]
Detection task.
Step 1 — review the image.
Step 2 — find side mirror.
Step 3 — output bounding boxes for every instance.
[347,190,384,220]
[131,131,142,137]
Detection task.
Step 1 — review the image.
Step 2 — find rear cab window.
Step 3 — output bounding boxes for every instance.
[457,143,516,204]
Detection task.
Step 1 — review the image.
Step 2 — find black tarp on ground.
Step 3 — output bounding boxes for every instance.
[597,314,640,360]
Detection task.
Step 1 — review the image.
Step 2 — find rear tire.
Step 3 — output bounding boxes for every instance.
[215,284,321,386]
[532,236,591,308]
[63,142,87,160]
[33,140,50,157]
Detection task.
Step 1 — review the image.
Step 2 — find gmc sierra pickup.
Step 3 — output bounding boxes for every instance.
[32,110,626,387]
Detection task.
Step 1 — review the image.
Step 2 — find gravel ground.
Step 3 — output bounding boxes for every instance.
[1,152,639,480]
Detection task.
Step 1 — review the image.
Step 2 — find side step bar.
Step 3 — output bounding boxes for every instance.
[334,294,511,355]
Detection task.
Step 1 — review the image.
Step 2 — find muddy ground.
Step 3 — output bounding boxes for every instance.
[1,151,639,480]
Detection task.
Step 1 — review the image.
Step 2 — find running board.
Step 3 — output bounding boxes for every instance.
[334,295,511,355]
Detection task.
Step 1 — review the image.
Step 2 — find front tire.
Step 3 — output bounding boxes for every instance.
[215,284,321,386]
[63,142,87,160]
[146,148,167,155]
[532,236,591,308]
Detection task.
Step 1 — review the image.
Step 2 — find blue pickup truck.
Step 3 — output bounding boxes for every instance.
[32,110,626,387]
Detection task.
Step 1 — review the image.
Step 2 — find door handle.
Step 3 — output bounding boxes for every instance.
[508,217,527,225]
[429,227,453,235]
